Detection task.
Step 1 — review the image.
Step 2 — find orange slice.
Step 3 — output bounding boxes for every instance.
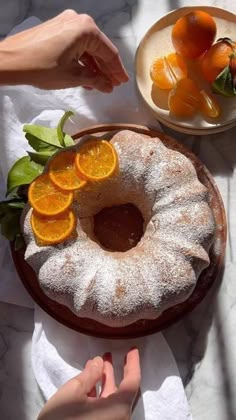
[75,140,118,181]
[31,209,76,245]
[199,90,221,118]
[49,150,87,191]
[168,78,201,118]
[28,173,73,216]
[150,53,188,89]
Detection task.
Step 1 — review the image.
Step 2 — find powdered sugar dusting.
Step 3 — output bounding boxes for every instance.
[22,130,215,327]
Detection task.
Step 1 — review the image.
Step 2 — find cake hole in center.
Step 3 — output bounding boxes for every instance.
[93,203,144,252]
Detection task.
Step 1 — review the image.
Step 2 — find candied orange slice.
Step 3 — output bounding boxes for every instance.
[150,53,188,89]
[199,90,221,118]
[75,140,118,181]
[28,173,73,216]
[168,78,201,118]
[31,209,76,245]
[49,150,87,191]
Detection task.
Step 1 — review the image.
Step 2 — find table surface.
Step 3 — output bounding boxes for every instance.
[1,0,236,419]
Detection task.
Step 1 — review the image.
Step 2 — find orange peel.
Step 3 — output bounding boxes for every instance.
[28,173,73,216]
[31,209,76,245]
[75,140,118,182]
[49,150,86,191]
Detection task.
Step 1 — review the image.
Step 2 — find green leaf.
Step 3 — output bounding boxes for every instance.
[0,204,22,223]
[57,111,74,147]
[7,201,25,209]
[28,150,55,165]
[63,134,75,147]
[14,234,25,250]
[0,200,25,210]
[0,203,10,220]
[23,125,63,149]
[25,133,59,154]
[7,156,43,196]
[0,211,21,241]
[212,65,236,97]
[217,37,235,47]
[25,133,52,152]
[0,198,25,247]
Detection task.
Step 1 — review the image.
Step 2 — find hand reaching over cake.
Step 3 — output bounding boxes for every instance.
[0,10,128,91]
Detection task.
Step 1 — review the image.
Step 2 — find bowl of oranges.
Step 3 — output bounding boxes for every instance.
[135,6,236,134]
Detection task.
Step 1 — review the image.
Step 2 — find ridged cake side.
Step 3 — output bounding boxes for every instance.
[22,130,215,327]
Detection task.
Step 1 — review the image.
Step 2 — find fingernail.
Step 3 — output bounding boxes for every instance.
[82,86,93,90]
[91,356,102,368]
[130,346,138,351]
[103,352,112,362]
[116,71,129,83]
[121,74,129,83]
[85,359,91,369]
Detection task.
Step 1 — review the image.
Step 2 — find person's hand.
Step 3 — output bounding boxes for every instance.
[0,10,129,91]
[38,348,141,420]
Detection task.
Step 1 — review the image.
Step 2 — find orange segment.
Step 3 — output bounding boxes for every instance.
[31,209,76,245]
[49,150,87,191]
[199,90,221,118]
[75,140,118,181]
[150,53,188,89]
[168,78,201,118]
[28,173,73,216]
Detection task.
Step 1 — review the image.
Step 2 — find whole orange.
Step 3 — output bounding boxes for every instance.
[172,11,216,59]
[201,38,235,82]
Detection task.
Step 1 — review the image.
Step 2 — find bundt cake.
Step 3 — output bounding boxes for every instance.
[22,130,215,327]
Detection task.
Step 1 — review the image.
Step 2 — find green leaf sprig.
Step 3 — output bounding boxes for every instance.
[0,111,75,249]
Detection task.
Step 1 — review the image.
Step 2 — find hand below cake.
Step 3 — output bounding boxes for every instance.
[38,348,141,420]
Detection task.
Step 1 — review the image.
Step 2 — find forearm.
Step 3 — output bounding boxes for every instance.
[0,39,32,86]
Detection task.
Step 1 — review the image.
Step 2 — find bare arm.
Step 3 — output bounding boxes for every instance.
[0,10,129,92]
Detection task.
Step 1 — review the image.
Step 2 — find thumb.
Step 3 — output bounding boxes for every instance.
[77,356,104,394]
[71,63,114,92]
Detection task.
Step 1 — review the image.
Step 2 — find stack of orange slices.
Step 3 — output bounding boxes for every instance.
[29,140,118,245]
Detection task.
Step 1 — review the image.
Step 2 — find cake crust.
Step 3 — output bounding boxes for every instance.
[22,130,215,327]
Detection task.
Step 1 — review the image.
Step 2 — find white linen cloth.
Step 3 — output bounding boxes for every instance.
[0,17,192,419]
[33,305,192,420]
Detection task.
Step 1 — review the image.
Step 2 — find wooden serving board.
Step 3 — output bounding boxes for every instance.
[11,124,227,339]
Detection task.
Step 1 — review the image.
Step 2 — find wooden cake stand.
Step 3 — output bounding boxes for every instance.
[11,124,227,339]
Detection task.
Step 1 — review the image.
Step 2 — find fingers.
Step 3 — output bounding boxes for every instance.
[72,62,114,92]
[90,31,129,83]
[100,352,117,398]
[77,18,129,85]
[93,56,123,86]
[85,358,98,398]
[76,356,104,395]
[79,52,99,75]
[76,52,114,92]
[87,386,97,398]
[118,348,141,404]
